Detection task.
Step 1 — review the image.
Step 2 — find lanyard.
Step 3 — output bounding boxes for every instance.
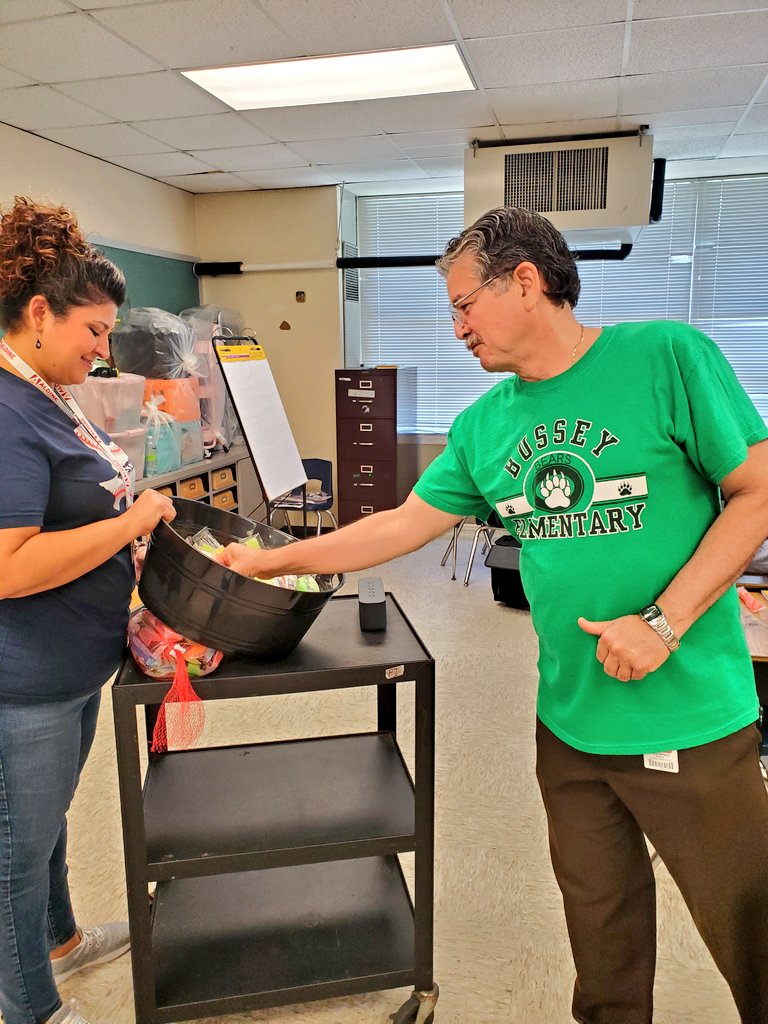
[0,337,134,508]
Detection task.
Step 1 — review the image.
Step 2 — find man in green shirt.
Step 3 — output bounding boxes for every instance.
[221,207,768,1024]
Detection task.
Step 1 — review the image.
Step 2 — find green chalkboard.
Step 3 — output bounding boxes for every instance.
[98,244,199,317]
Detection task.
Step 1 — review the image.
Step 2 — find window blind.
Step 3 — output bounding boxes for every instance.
[358,176,768,431]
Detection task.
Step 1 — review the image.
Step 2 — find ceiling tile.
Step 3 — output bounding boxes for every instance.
[653,136,728,159]
[240,101,375,143]
[186,144,308,172]
[260,0,454,55]
[57,72,228,121]
[386,126,502,150]
[488,78,620,124]
[627,12,768,75]
[287,135,401,165]
[72,0,169,6]
[0,13,160,82]
[619,105,747,128]
[40,122,174,157]
[235,167,336,188]
[497,117,622,139]
[0,65,33,89]
[108,152,218,177]
[360,91,495,133]
[720,132,768,157]
[130,113,275,150]
[319,159,428,182]
[0,84,112,129]
[412,155,465,177]
[92,0,297,69]
[398,143,466,159]
[737,103,768,135]
[651,120,737,140]
[466,24,625,89]
[0,1,70,22]
[450,0,627,38]
[634,0,768,18]
[159,172,255,193]
[620,66,768,114]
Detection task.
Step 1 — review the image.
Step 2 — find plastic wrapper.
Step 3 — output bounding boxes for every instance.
[143,378,201,421]
[128,606,223,680]
[111,307,205,380]
[69,373,146,433]
[262,574,321,592]
[143,395,182,477]
[179,419,204,466]
[188,527,224,559]
[180,306,244,450]
[188,524,321,591]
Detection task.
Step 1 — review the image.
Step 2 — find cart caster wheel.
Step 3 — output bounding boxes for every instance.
[390,994,434,1024]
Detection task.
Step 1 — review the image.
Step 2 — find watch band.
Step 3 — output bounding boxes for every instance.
[639,603,681,652]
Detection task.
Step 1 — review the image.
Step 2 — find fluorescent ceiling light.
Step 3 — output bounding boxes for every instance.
[182,44,475,110]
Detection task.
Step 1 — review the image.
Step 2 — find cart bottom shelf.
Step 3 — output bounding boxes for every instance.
[151,855,416,1020]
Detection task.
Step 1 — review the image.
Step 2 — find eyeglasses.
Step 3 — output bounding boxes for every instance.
[449,272,504,326]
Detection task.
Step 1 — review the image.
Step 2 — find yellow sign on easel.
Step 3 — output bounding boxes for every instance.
[216,342,266,362]
[212,335,306,502]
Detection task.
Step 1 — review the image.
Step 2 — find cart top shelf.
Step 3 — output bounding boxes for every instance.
[115,593,434,703]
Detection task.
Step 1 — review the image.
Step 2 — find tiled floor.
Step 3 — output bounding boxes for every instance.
[47,534,741,1024]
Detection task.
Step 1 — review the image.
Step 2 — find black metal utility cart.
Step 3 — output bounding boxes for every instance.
[112,593,439,1024]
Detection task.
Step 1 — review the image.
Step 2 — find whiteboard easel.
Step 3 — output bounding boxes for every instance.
[213,335,306,505]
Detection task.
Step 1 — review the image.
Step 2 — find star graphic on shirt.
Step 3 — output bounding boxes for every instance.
[100,473,127,511]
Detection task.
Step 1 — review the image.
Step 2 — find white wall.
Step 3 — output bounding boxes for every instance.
[0,122,195,256]
[194,187,343,480]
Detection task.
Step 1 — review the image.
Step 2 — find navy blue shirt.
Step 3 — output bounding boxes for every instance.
[0,368,135,701]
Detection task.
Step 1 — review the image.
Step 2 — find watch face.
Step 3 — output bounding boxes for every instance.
[641,604,662,621]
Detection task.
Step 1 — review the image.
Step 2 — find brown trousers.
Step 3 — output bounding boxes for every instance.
[535,719,768,1024]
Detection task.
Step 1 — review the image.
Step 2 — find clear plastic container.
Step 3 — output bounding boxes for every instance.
[70,373,146,433]
[112,425,147,481]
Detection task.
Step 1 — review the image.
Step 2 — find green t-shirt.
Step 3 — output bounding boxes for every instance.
[415,321,768,754]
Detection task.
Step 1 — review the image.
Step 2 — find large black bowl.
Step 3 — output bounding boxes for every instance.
[138,498,344,658]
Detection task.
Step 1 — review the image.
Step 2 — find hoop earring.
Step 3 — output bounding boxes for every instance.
[35,339,41,349]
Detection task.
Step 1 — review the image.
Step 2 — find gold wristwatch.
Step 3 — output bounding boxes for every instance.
[639,604,681,652]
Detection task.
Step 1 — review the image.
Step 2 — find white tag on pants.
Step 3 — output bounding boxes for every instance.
[643,750,679,773]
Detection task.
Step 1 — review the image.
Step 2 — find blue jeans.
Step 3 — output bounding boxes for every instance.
[0,690,101,1024]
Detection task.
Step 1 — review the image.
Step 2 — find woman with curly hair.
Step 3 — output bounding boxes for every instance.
[0,197,176,1024]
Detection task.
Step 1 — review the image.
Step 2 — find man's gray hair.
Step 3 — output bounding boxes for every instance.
[438,206,580,308]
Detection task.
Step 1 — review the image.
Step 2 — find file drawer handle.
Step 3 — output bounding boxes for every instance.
[360,465,373,474]
[359,423,373,432]
[361,505,374,514]
[359,380,372,388]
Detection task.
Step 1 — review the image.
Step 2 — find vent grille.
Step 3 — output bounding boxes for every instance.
[504,146,609,213]
[342,242,359,302]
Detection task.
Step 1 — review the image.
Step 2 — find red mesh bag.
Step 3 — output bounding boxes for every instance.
[127,607,223,752]
[150,650,205,753]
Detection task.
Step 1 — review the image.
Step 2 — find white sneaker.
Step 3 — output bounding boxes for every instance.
[47,998,92,1024]
[51,922,130,983]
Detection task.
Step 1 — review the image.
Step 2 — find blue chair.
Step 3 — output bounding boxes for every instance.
[267,458,338,536]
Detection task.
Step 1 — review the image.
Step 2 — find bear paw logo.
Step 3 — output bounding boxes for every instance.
[539,471,572,510]
[618,481,632,496]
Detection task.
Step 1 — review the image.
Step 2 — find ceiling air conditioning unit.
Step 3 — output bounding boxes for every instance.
[464,134,656,252]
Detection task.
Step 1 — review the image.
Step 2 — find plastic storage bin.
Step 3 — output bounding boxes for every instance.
[113,425,147,481]
[70,373,146,434]
[139,499,343,658]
